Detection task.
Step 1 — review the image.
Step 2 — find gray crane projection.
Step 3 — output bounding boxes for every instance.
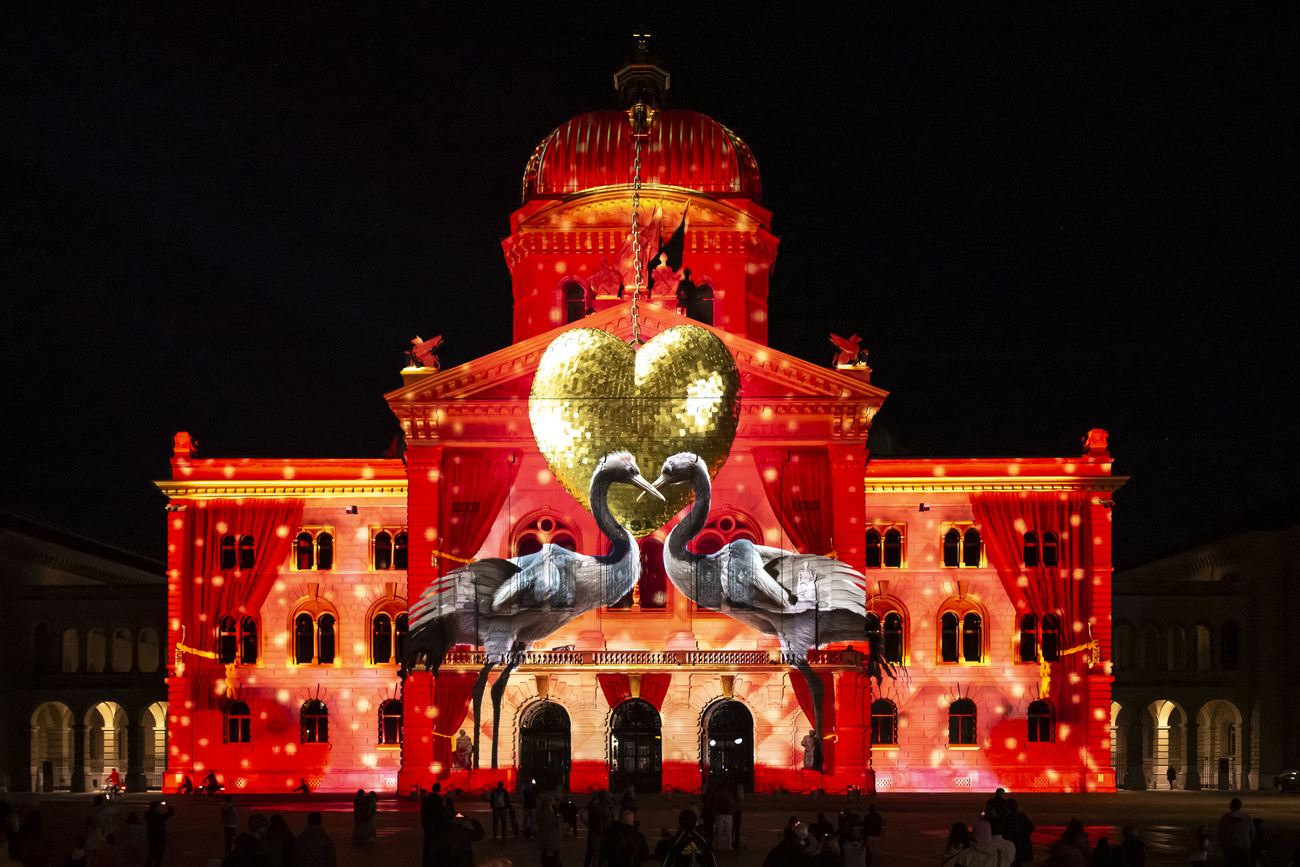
[404,451,664,769]
[648,452,870,772]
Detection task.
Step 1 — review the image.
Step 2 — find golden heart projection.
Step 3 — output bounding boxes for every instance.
[529,325,740,537]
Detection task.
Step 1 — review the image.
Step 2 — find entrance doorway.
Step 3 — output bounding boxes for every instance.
[703,700,754,792]
[519,701,571,792]
[610,699,662,794]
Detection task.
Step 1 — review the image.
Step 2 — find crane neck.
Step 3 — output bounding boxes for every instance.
[590,472,633,566]
[666,466,711,565]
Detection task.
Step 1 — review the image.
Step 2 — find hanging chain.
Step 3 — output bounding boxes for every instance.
[629,133,644,345]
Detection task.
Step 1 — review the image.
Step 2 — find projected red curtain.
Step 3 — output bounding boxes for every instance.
[598,673,672,710]
[181,499,303,708]
[437,449,522,575]
[792,670,837,771]
[431,673,477,777]
[970,491,1093,728]
[753,449,832,555]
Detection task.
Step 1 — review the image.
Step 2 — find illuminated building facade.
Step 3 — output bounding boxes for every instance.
[159,54,1123,794]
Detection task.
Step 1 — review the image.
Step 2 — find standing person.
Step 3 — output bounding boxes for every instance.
[1046,821,1091,867]
[225,814,273,867]
[522,781,539,840]
[1166,765,1177,790]
[1119,827,1146,867]
[537,798,561,867]
[840,821,870,867]
[940,822,972,863]
[764,824,813,867]
[1005,800,1035,867]
[584,790,615,867]
[0,830,18,867]
[955,821,1002,867]
[984,790,1010,836]
[123,812,148,867]
[290,812,336,867]
[811,838,843,867]
[422,803,478,867]
[1187,825,1211,867]
[600,811,649,867]
[1218,799,1255,867]
[221,796,239,855]
[490,781,511,839]
[352,790,370,844]
[266,815,294,867]
[711,786,735,852]
[663,810,716,867]
[144,801,174,867]
[732,782,745,850]
[864,806,886,848]
[1250,820,1267,867]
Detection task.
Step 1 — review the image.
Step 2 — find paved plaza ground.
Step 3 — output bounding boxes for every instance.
[6,789,1300,866]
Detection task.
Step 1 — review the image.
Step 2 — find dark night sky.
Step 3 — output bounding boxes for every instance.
[2,4,1296,569]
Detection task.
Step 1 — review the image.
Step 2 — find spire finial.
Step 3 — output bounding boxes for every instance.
[614,33,670,110]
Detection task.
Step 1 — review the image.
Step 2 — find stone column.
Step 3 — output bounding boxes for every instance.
[1122,718,1146,790]
[126,721,147,792]
[1239,716,1253,790]
[1184,717,1202,790]
[71,719,86,793]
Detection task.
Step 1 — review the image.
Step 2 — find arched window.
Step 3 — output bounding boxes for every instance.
[318,614,336,664]
[865,612,881,652]
[1019,614,1038,663]
[564,283,586,324]
[1023,532,1039,568]
[1041,613,1060,661]
[883,612,904,664]
[962,528,982,567]
[883,528,903,568]
[943,529,962,567]
[138,628,161,673]
[1195,624,1212,671]
[111,629,133,672]
[1027,700,1053,743]
[61,628,80,673]
[949,698,977,745]
[301,700,328,743]
[239,535,255,569]
[219,535,237,570]
[870,699,898,745]
[941,612,959,663]
[86,628,106,673]
[316,533,334,570]
[637,538,668,610]
[295,533,314,571]
[374,532,393,571]
[294,613,315,665]
[690,285,714,326]
[395,613,409,663]
[864,530,882,569]
[962,613,982,662]
[226,701,251,744]
[513,516,579,608]
[379,699,403,745]
[1041,532,1059,567]
[1220,620,1239,670]
[218,616,238,665]
[394,532,409,570]
[372,613,393,664]
[239,616,258,665]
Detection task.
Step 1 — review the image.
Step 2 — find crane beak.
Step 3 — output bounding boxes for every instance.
[630,474,666,502]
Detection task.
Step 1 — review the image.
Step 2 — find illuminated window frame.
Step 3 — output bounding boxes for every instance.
[938,598,987,664]
[1027,699,1054,743]
[292,528,336,572]
[870,698,898,747]
[225,700,251,744]
[378,698,403,747]
[864,526,906,569]
[510,514,581,610]
[371,528,409,571]
[217,615,261,665]
[1022,531,1060,568]
[366,594,408,667]
[300,700,329,744]
[1017,611,1061,664]
[218,534,257,571]
[941,524,984,568]
[948,698,978,747]
[289,600,341,666]
[688,512,760,617]
[865,597,908,666]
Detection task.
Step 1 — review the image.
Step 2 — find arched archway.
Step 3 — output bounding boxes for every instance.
[1143,699,1188,789]
[1198,699,1245,789]
[141,702,169,789]
[519,701,571,791]
[30,702,73,792]
[702,700,754,792]
[610,699,661,793]
[84,701,129,787]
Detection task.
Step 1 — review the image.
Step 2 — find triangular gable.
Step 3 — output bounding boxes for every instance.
[385,300,888,406]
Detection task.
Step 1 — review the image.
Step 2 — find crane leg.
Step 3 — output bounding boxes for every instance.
[489,658,520,769]
[471,662,495,771]
[794,659,825,772]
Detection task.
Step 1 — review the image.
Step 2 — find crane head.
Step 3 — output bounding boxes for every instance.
[595,451,665,501]
[646,452,706,495]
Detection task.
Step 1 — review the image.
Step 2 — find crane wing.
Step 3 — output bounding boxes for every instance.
[742,543,868,616]
[487,545,580,612]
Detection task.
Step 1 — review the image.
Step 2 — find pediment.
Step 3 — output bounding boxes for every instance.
[385,301,888,408]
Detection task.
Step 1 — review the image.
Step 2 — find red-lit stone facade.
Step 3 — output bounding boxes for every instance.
[159,93,1123,795]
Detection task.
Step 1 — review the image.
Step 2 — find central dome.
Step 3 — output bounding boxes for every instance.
[521,110,761,204]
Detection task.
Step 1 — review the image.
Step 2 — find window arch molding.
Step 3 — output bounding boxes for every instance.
[865,595,909,666]
[1017,610,1063,663]
[509,511,583,558]
[1027,699,1054,743]
[365,592,408,666]
[937,597,988,664]
[870,698,899,747]
[688,510,762,613]
[288,596,342,666]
